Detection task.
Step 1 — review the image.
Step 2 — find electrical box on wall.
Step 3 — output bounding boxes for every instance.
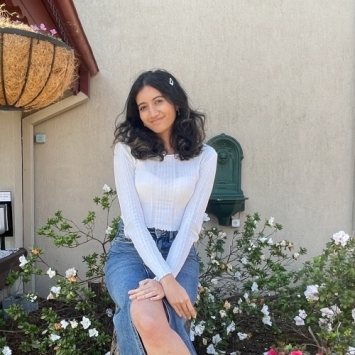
[0,191,13,250]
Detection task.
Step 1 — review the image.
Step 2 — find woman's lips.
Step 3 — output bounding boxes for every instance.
[151,117,163,124]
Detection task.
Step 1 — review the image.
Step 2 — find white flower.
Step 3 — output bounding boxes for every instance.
[29,294,37,302]
[268,217,274,226]
[226,263,233,271]
[103,184,111,193]
[352,308,355,321]
[212,333,222,344]
[206,344,216,354]
[331,304,341,316]
[211,278,218,285]
[293,252,300,260]
[70,320,78,328]
[1,346,12,355]
[65,267,77,278]
[19,255,28,268]
[46,268,56,278]
[241,257,248,264]
[348,346,355,355]
[243,292,249,300]
[219,310,227,318]
[260,254,266,261]
[318,318,328,326]
[280,240,287,247]
[237,332,248,340]
[60,320,69,329]
[202,213,210,222]
[50,286,61,296]
[80,316,91,329]
[320,307,334,319]
[259,236,267,243]
[189,328,195,342]
[211,259,219,265]
[218,231,227,239]
[50,334,61,342]
[233,306,239,314]
[332,231,349,247]
[226,321,235,335]
[194,321,205,336]
[88,328,98,337]
[251,282,258,292]
[106,308,113,317]
[298,309,307,319]
[262,315,272,326]
[294,315,305,326]
[267,238,274,245]
[304,284,319,301]
[105,226,113,235]
[208,293,215,302]
[261,304,269,316]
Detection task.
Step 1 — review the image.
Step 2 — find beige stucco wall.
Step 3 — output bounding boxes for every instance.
[31,0,355,295]
[0,111,23,249]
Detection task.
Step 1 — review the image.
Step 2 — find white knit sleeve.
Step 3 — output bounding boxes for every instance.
[114,143,172,280]
[165,146,217,277]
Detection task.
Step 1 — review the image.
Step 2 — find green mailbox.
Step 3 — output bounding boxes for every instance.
[207,134,247,226]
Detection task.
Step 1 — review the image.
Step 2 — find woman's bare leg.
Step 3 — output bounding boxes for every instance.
[131,298,190,355]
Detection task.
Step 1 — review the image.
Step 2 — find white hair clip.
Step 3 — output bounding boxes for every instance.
[169,78,174,86]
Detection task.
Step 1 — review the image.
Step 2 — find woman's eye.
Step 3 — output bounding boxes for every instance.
[155,99,163,105]
[139,106,147,111]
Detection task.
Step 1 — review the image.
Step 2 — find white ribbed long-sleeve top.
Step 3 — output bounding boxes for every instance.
[114,142,217,281]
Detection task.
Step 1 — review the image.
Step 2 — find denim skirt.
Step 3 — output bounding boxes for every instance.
[105,221,199,355]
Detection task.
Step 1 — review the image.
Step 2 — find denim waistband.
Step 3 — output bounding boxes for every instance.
[148,228,178,249]
[119,221,177,249]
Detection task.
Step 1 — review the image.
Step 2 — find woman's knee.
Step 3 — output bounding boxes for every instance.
[131,300,169,338]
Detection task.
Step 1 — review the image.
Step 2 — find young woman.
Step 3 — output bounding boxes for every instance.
[105,69,217,355]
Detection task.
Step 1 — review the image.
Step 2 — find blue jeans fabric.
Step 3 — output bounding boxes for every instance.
[105,222,199,355]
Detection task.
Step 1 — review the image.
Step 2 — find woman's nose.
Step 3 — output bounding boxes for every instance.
[149,105,159,117]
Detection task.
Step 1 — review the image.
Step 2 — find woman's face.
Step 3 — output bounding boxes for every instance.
[136,85,177,141]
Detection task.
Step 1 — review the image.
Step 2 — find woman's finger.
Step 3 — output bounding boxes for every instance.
[149,294,164,301]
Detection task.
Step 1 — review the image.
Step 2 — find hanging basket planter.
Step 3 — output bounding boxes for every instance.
[0,27,76,111]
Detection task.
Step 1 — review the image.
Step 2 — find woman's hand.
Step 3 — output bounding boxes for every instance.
[128,279,165,301]
[160,274,197,320]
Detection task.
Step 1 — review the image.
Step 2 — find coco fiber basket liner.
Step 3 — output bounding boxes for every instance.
[0,27,75,111]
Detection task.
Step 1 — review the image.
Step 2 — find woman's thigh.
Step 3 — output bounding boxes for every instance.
[105,240,149,307]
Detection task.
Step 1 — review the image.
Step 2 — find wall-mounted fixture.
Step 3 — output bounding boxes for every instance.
[0,191,13,250]
[35,133,46,144]
[207,134,247,226]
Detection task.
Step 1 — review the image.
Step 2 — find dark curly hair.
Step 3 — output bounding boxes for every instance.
[113,69,206,161]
